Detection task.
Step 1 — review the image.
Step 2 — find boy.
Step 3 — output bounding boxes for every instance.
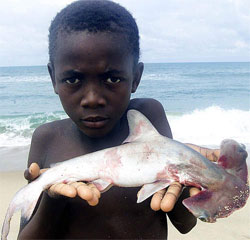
[19,0,219,239]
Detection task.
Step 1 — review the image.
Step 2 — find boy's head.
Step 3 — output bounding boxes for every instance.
[47,0,144,138]
[49,0,140,66]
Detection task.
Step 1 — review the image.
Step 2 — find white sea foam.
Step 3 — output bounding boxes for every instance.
[0,112,67,147]
[169,106,250,145]
[0,75,51,83]
[168,106,250,164]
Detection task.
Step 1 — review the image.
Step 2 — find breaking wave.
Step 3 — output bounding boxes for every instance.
[168,106,250,164]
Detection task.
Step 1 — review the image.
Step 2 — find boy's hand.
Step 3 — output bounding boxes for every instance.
[185,144,220,162]
[24,163,101,206]
[150,182,200,212]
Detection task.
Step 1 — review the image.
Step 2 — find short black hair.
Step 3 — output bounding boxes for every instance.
[48,0,140,65]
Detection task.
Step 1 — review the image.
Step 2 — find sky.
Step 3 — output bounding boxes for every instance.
[0,0,249,66]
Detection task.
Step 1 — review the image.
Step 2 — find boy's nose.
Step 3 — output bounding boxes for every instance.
[80,88,106,109]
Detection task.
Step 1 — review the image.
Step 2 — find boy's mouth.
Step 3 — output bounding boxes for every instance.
[81,116,109,128]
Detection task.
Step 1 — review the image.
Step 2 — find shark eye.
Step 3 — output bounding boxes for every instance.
[199,217,208,222]
[239,144,246,151]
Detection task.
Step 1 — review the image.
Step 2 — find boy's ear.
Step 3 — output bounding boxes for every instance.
[47,63,58,94]
[132,62,144,93]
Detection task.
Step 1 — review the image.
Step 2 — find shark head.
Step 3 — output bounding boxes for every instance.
[183,139,249,222]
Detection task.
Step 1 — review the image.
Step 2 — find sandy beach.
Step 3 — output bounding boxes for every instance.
[0,149,249,239]
[0,171,24,239]
[0,146,29,172]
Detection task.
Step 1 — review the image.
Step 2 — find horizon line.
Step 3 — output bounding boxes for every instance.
[1,61,250,68]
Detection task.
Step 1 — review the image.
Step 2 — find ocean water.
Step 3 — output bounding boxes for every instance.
[0,62,250,168]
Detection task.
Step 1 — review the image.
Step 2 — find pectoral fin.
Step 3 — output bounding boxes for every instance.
[137,180,172,203]
[91,179,113,193]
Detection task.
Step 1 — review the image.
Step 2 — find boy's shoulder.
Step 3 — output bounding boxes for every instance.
[32,118,72,140]
[28,118,73,168]
[128,98,166,126]
[129,98,164,114]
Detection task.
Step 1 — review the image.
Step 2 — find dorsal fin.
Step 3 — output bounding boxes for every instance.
[123,110,160,143]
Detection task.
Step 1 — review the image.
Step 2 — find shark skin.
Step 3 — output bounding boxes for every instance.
[1,110,249,240]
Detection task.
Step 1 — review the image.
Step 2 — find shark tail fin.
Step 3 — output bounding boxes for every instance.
[1,182,43,240]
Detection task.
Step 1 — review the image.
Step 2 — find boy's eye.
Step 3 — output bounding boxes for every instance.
[106,77,121,84]
[65,78,80,85]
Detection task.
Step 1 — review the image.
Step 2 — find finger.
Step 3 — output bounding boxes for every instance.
[86,183,100,206]
[70,182,94,201]
[190,187,200,197]
[71,182,100,206]
[84,183,100,206]
[40,168,48,174]
[87,183,101,199]
[24,163,40,181]
[160,182,182,212]
[203,149,220,162]
[150,189,166,211]
[210,149,220,162]
[49,183,77,198]
[87,194,99,206]
[24,168,30,180]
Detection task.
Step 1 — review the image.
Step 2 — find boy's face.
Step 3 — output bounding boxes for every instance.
[48,31,143,138]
